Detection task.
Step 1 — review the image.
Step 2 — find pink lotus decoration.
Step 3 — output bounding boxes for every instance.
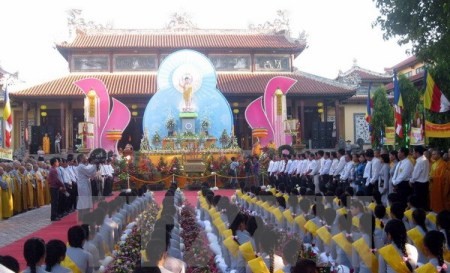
[74,78,131,153]
[244,76,297,147]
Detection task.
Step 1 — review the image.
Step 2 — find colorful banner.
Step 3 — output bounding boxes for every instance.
[410,127,425,145]
[0,148,13,161]
[383,127,395,146]
[425,121,450,138]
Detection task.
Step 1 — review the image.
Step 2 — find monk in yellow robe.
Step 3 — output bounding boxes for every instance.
[429,149,446,213]
[1,167,13,219]
[33,165,45,207]
[444,155,450,211]
[18,166,34,210]
[9,165,22,214]
[43,133,50,154]
[26,163,38,208]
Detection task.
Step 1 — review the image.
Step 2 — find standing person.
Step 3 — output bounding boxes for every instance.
[355,154,367,193]
[429,149,446,213]
[365,149,381,195]
[378,154,391,205]
[55,133,62,154]
[229,157,239,189]
[388,151,399,195]
[0,167,13,219]
[76,154,98,222]
[43,134,51,154]
[244,156,253,186]
[48,157,66,221]
[22,238,48,273]
[37,146,45,162]
[409,146,430,210]
[252,156,260,186]
[391,148,414,207]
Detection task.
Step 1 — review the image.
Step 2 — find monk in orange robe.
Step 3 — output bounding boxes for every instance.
[444,151,450,210]
[429,149,446,213]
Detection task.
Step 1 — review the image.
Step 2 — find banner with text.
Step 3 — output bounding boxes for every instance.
[383,127,395,146]
[425,121,450,138]
[0,148,13,161]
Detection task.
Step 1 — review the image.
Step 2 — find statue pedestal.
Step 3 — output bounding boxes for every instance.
[179,112,198,134]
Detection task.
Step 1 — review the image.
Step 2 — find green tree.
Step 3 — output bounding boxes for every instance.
[371,86,393,147]
[373,0,450,64]
[397,74,420,148]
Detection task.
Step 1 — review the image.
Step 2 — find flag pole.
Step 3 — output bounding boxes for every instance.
[422,70,428,146]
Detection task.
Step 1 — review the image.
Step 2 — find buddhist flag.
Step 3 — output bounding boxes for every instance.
[365,82,373,123]
[424,71,450,113]
[393,71,403,138]
[3,87,13,147]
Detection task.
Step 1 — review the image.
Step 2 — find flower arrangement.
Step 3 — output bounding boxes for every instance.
[219,129,230,148]
[168,157,183,176]
[156,156,168,175]
[180,205,219,273]
[105,201,159,273]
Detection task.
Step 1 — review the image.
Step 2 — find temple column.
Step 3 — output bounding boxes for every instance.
[22,101,28,150]
[335,100,341,141]
[300,100,305,141]
[60,102,66,152]
[67,102,72,152]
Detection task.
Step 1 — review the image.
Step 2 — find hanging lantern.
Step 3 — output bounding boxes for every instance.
[87,89,97,118]
[275,87,283,115]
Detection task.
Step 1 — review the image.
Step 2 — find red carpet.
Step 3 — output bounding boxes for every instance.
[0,189,235,271]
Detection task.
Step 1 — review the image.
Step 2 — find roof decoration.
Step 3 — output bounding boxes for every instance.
[337,59,391,86]
[11,72,355,98]
[165,12,198,31]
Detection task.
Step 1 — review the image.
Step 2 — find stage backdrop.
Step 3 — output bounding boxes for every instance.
[143,49,233,147]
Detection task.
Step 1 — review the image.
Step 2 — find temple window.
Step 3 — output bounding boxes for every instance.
[114,55,157,71]
[209,55,251,71]
[254,55,290,71]
[72,55,109,72]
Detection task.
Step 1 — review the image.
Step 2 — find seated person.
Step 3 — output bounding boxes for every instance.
[44,240,72,273]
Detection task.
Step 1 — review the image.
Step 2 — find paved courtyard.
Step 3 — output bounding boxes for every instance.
[0,205,52,246]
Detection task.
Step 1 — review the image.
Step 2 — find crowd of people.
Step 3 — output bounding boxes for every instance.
[0,154,116,221]
[0,189,154,273]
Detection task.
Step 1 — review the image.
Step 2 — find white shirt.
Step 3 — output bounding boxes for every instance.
[278,160,286,172]
[334,156,346,176]
[410,155,429,183]
[329,158,339,175]
[268,160,275,173]
[59,166,72,185]
[284,160,292,173]
[392,158,414,185]
[369,157,382,184]
[363,161,372,179]
[340,161,354,180]
[288,160,298,174]
[308,160,318,175]
[320,158,332,175]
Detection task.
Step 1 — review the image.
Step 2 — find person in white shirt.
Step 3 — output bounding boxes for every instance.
[305,153,318,192]
[333,149,346,179]
[340,152,354,186]
[296,154,307,187]
[409,146,430,210]
[320,152,332,188]
[328,151,339,176]
[100,160,114,196]
[365,149,382,195]
[391,147,414,207]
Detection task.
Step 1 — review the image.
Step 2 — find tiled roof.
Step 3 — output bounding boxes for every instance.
[343,94,394,104]
[385,71,425,90]
[10,72,355,99]
[337,65,391,81]
[57,29,306,51]
[387,56,418,71]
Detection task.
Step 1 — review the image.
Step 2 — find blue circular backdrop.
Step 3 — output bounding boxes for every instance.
[143,49,233,147]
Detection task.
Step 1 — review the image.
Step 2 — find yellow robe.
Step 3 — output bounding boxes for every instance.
[12,174,22,214]
[43,136,50,154]
[35,173,45,207]
[444,162,450,211]
[19,173,34,210]
[430,159,446,212]
[1,175,13,219]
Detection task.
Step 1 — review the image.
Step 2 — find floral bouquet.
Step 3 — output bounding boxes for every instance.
[180,206,219,273]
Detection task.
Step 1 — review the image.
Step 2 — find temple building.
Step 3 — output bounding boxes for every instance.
[385,55,425,91]
[9,20,356,153]
[337,61,392,145]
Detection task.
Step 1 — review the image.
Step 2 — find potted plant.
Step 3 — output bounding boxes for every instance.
[219,129,230,148]
[165,117,176,136]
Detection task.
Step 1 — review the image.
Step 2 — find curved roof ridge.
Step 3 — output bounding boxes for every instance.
[295,70,355,90]
[338,65,390,79]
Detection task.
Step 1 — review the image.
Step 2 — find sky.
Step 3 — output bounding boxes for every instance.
[0,0,411,90]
